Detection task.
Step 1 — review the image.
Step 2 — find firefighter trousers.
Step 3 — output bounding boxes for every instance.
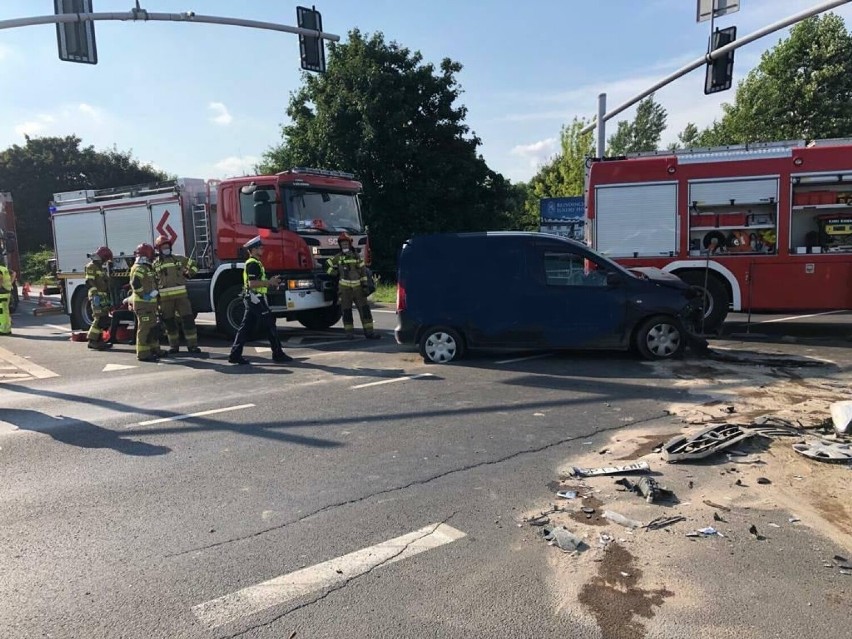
[339,285,374,335]
[0,292,10,334]
[159,294,197,349]
[134,300,161,360]
[86,296,110,342]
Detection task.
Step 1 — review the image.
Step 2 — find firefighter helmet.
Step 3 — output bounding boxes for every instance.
[134,243,155,260]
[94,246,113,262]
[154,235,172,250]
[337,232,353,245]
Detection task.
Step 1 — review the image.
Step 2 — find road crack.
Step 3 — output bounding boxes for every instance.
[168,412,668,559]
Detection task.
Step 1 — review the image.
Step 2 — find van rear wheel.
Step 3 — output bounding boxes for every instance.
[635,315,684,360]
[419,326,464,364]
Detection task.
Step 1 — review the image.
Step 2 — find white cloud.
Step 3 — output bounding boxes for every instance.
[11,103,108,139]
[77,103,103,121]
[212,156,259,177]
[208,102,233,126]
[511,137,558,169]
[14,115,56,137]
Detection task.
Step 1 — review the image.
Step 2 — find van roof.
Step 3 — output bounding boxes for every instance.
[406,231,586,248]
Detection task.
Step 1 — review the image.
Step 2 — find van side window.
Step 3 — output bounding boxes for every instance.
[543,252,608,287]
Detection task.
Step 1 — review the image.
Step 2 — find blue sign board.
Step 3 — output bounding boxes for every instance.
[540,196,585,222]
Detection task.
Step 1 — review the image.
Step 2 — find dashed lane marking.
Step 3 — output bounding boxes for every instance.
[133,403,256,427]
[0,346,60,382]
[46,324,72,333]
[350,373,436,389]
[758,310,849,324]
[192,523,466,629]
[102,363,138,372]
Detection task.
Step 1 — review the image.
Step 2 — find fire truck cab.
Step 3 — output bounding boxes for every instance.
[586,139,852,332]
[51,168,369,337]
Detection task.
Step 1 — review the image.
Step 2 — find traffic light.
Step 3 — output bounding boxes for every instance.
[54,0,98,65]
[297,6,326,73]
[704,26,736,95]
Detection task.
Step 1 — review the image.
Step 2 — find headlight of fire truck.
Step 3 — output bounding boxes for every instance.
[310,246,320,255]
[287,279,315,290]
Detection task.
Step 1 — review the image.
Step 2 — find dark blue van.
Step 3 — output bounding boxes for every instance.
[394,232,705,363]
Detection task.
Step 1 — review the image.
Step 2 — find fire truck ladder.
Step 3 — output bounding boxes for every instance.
[191,203,212,270]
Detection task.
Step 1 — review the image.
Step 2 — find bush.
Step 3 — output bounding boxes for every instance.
[20,247,54,284]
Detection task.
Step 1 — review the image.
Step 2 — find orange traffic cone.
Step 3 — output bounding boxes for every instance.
[22,282,31,300]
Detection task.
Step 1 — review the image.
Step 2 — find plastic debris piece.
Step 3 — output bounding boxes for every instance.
[570,461,651,477]
[793,441,852,463]
[703,500,730,512]
[603,510,643,529]
[788,517,800,523]
[698,527,718,535]
[830,400,852,435]
[598,533,613,546]
[663,424,754,462]
[620,572,630,577]
[646,515,686,531]
[748,524,766,541]
[636,476,661,503]
[713,512,724,522]
[581,507,596,515]
[757,477,772,485]
[542,526,586,553]
[768,523,781,528]
[556,490,577,500]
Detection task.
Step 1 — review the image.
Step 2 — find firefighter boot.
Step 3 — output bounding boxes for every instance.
[88,340,113,351]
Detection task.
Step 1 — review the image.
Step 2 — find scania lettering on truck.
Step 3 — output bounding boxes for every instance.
[49,168,370,336]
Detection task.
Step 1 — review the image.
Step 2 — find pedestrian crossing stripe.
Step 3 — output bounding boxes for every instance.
[0,345,59,382]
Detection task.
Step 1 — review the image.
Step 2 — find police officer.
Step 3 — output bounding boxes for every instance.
[325,232,380,339]
[153,235,201,354]
[84,246,114,350]
[228,236,292,365]
[0,252,13,335]
[130,243,165,362]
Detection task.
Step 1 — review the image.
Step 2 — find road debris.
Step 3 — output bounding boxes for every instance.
[542,526,586,553]
[702,500,731,512]
[568,461,651,478]
[830,400,852,435]
[614,476,675,503]
[792,440,852,463]
[756,477,772,485]
[748,524,767,541]
[645,515,686,531]
[686,527,722,538]
[556,490,577,500]
[788,517,800,523]
[663,424,753,462]
[602,510,643,529]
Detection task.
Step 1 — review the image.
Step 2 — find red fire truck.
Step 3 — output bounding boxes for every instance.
[0,192,21,313]
[50,168,369,337]
[586,139,852,331]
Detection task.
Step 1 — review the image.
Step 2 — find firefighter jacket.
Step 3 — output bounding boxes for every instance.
[130,261,158,304]
[0,264,11,295]
[153,254,197,299]
[326,251,368,289]
[84,260,110,298]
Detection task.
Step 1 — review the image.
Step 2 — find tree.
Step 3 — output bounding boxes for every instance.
[698,13,852,144]
[522,118,594,228]
[260,29,519,276]
[0,135,167,251]
[668,122,701,151]
[607,95,668,155]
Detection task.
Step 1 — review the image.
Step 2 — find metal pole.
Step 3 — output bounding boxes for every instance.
[580,0,851,135]
[596,93,606,158]
[0,11,341,41]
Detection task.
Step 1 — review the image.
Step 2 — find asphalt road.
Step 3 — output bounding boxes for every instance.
[1,300,850,638]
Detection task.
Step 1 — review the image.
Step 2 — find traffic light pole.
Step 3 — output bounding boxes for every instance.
[580,0,851,142]
[0,10,340,42]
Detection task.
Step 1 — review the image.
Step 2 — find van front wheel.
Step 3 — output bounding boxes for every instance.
[635,315,684,360]
[419,326,464,364]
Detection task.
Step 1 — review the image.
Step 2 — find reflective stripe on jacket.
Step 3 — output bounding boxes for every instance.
[84,261,109,297]
[154,255,196,297]
[326,252,368,288]
[130,263,157,303]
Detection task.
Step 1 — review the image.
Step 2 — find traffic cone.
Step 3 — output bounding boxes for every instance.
[37,292,46,307]
[22,282,31,300]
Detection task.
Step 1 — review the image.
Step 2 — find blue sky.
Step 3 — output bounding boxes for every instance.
[1,0,850,184]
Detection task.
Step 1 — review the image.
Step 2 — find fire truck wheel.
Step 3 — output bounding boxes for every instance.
[70,288,93,331]
[216,284,246,339]
[635,315,684,360]
[675,271,729,333]
[297,304,342,330]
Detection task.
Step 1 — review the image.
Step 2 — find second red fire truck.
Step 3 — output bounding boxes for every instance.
[586,139,852,331]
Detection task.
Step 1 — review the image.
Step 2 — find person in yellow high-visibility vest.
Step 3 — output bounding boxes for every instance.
[325,232,380,340]
[0,252,13,335]
[153,235,201,354]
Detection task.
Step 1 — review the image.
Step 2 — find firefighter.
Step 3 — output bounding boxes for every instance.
[152,235,201,354]
[0,252,13,335]
[84,246,114,350]
[228,236,292,365]
[325,232,380,339]
[130,243,165,362]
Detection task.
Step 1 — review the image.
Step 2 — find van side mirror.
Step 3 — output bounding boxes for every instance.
[605,272,621,287]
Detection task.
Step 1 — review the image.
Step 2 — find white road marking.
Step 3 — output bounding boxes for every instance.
[0,346,59,379]
[288,337,304,345]
[192,523,465,629]
[350,373,436,389]
[102,363,138,372]
[373,309,396,313]
[757,310,849,324]
[134,403,256,427]
[495,353,553,365]
[254,347,272,353]
[46,324,72,333]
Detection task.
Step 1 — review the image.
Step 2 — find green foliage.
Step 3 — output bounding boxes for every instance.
[0,135,168,252]
[668,123,701,151]
[522,118,594,227]
[19,246,54,284]
[698,13,852,144]
[607,95,668,155]
[260,29,520,274]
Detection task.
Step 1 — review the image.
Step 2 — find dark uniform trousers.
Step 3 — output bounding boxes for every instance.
[229,297,285,359]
